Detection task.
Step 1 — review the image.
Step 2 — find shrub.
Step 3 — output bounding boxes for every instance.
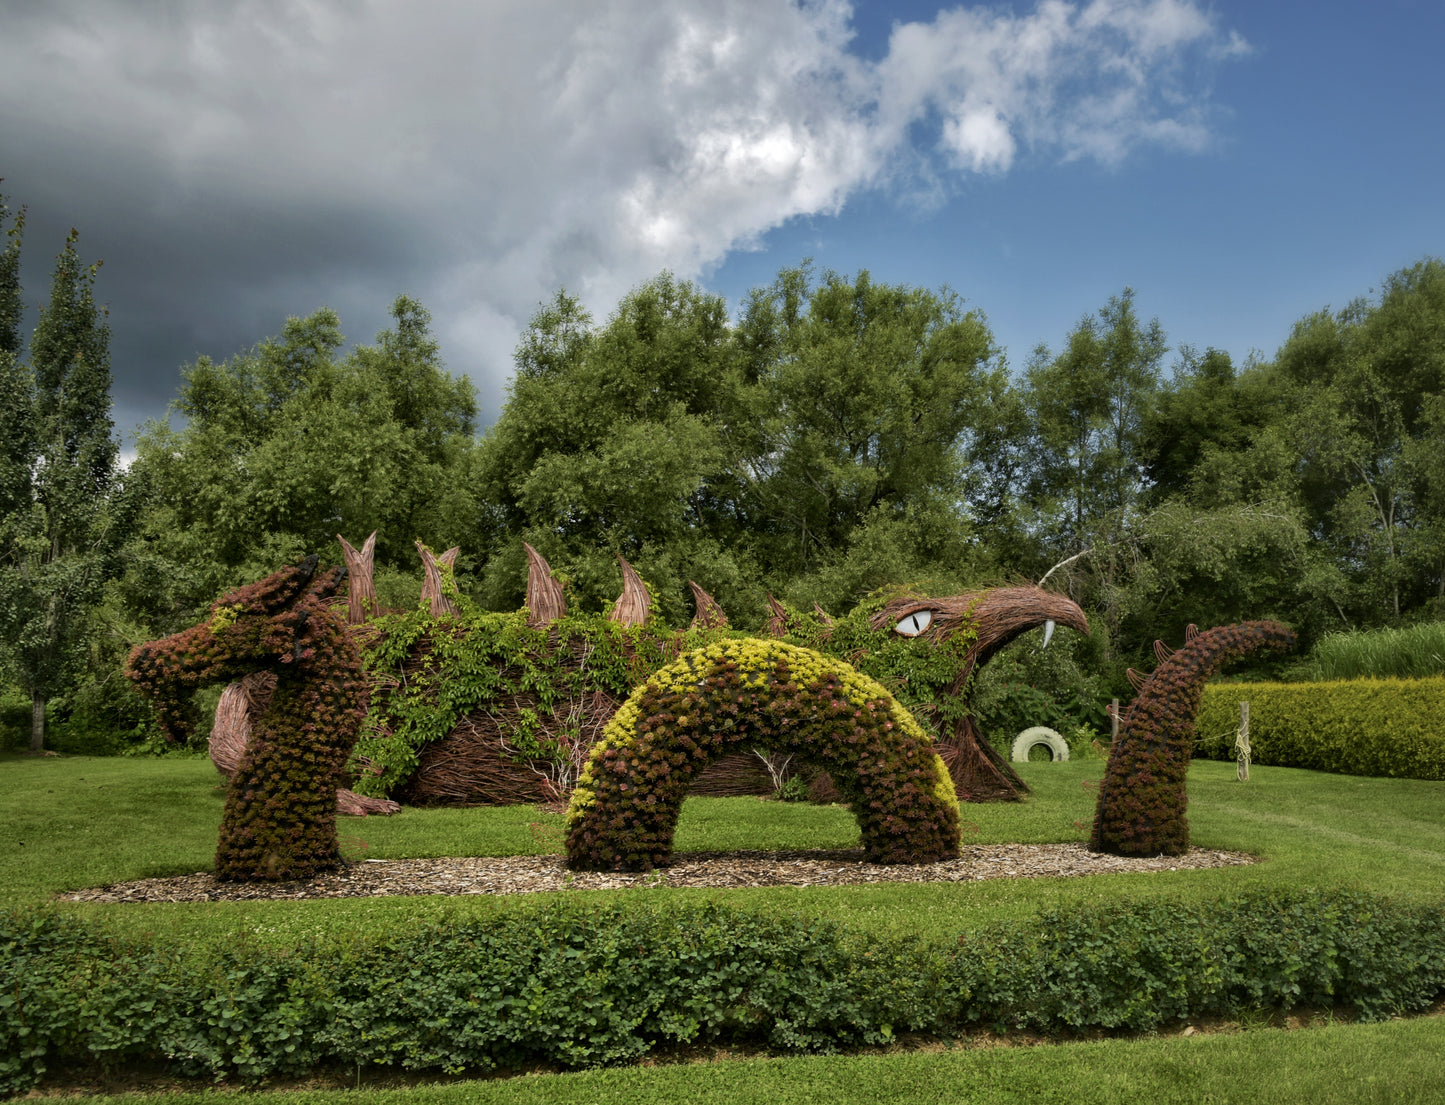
[1196,677,1445,780]
[565,639,961,871]
[969,634,1109,754]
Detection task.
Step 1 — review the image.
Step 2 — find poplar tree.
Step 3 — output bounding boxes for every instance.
[0,212,122,752]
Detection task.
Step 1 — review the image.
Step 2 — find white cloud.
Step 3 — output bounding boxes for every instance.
[0,0,1246,421]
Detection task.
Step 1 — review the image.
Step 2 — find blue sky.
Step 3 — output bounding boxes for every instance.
[711,0,1445,370]
[2,0,1442,441]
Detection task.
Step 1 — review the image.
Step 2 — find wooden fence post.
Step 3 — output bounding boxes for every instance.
[1236,700,1251,782]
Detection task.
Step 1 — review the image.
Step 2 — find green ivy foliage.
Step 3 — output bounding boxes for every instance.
[1196,677,1445,780]
[1090,621,1296,857]
[351,580,988,797]
[5,889,1443,1093]
[565,639,962,870]
[125,558,366,881]
[352,606,720,796]
[352,585,1008,803]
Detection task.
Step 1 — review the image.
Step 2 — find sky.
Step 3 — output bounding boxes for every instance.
[3,0,1443,447]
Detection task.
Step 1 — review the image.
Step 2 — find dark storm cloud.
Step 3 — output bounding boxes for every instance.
[0,0,1243,442]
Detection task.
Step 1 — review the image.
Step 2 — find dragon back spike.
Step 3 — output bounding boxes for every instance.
[764,594,789,638]
[688,581,729,630]
[523,542,567,627]
[1126,667,1148,690]
[338,531,377,624]
[1184,623,1199,642]
[608,556,651,627]
[416,542,460,618]
[1154,639,1176,663]
[812,602,836,627]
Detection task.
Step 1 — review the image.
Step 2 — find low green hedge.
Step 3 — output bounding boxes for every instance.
[5,892,1443,1094]
[1197,678,1445,780]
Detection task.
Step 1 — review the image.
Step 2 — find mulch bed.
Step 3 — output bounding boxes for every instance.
[61,843,1256,903]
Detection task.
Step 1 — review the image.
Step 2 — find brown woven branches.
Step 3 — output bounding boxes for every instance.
[688,581,729,630]
[338,531,377,625]
[524,542,567,626]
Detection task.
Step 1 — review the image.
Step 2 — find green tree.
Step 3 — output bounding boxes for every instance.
[1018,290,1166,662]
[474,275,757,622]
[130,296,479,617]
[1024,288,1166,550]
[0,222,124,751]
[736,266,1008,609]
[0,193,33,523]
[1272,258,1445,622]
[0,189,21,356]
[1141,346,1251,502]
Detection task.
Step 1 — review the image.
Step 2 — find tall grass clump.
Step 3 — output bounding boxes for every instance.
[1310,622,1445,681]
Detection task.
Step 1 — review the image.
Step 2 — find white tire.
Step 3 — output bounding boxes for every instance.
[1011,726,1069,763]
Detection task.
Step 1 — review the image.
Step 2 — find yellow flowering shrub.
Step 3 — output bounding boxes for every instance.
[565,639,961,871]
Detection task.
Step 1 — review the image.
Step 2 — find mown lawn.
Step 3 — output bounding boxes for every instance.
[2,750,1443,1102]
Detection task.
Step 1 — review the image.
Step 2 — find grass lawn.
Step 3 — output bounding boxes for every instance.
[3,750,1443,1101]
[69,1016,1445,1105]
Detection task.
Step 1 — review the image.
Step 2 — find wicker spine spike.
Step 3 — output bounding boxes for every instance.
[337,532,377,625]
[523,542,566,627]
[416,542,460,618]
[813,602,835,626]
[608,556,650,627]
[763,594,789,637]
[687,581,729,630]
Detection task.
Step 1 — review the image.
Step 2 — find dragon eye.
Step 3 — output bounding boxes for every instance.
[894,610,934,637]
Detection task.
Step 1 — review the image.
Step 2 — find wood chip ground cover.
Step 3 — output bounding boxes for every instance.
[62,843,1255,903]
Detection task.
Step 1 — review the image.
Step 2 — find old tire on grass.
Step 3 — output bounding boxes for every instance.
[1011,726,1069,763]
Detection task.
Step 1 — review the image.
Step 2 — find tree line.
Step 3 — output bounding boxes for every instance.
[3,187,1443,752]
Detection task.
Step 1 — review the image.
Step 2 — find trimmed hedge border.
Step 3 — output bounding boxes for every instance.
[1196,677,1445,780]
[4,891,1443,1094]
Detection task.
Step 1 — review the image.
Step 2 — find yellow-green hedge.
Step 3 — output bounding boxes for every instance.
[1196,677,1445,780]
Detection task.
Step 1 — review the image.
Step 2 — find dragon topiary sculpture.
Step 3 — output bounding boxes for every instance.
[211,537,1090,810]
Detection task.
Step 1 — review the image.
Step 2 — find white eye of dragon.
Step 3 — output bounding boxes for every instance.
[894,610,934,637]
